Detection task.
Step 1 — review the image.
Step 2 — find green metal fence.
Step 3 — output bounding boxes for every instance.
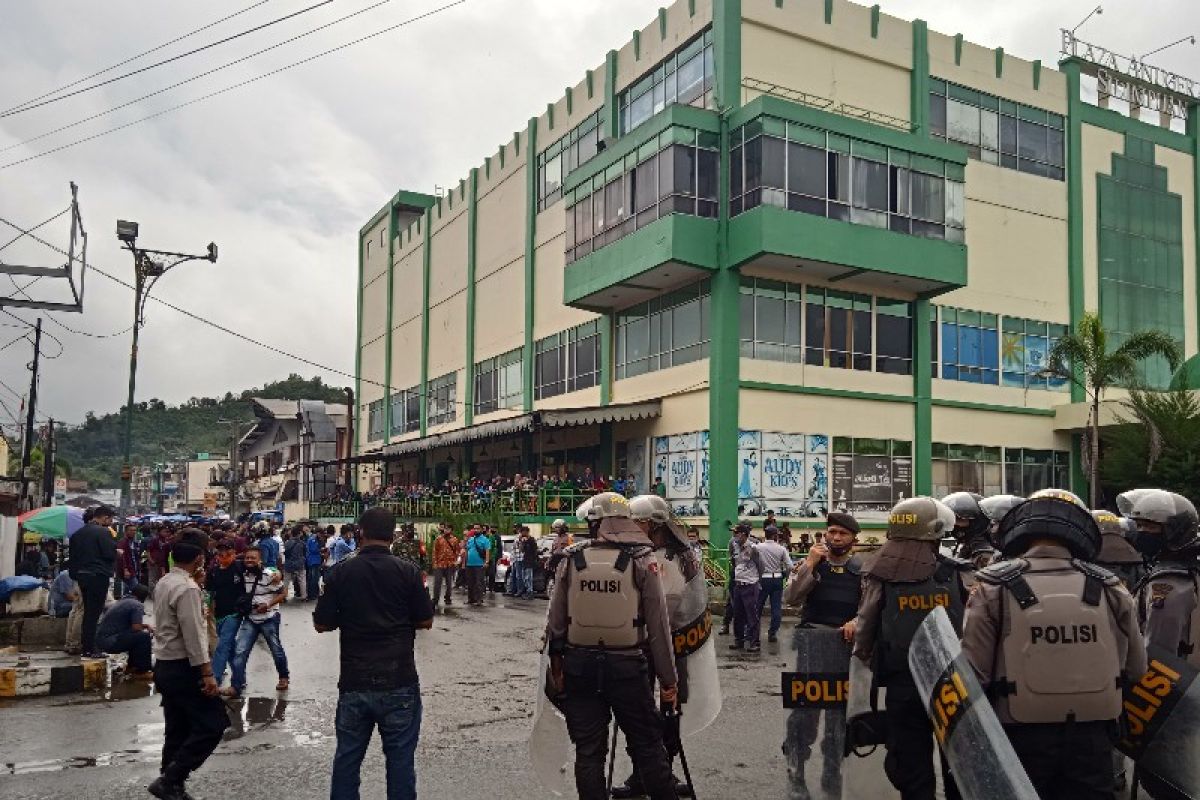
[310,487,599,523]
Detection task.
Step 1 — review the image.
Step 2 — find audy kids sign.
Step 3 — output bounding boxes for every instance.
[1061,29,1197,120]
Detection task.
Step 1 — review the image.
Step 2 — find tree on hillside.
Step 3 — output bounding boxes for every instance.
[1047,311,1182,507]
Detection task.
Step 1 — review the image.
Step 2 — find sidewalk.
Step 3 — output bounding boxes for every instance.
[0,650,107,698]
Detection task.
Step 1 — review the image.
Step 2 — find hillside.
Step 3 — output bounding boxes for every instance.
[56,374,348,488]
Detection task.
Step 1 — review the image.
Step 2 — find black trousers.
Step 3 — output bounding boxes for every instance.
[154,659,230,785]
[76,573,110,654]
[562,652,677,800]
[883,683,960,800]
[1004,721,1116,800]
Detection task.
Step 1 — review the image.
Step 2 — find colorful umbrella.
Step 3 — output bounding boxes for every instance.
[20,505,87,540]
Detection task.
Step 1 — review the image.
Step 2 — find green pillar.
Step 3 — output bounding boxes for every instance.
[419,209,432,436]
[713,0,742,111]
[465,169,479,427]
[1064,61,1088,498]
[383,204,398,444]
[1188,106,1200,355]
[910,20,932,496]
[600,313,612,406]
[604,51,619,140]
[353,231,365,483]
[523,118,539,412]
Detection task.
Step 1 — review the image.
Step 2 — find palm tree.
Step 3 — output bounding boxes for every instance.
[1047,311,1182,508]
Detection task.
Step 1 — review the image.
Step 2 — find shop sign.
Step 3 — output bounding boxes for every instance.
[1061,29,1196,120]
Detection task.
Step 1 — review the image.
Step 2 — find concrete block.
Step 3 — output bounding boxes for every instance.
[20,616,66,646]
[6,588,49,615]
[0,618,21,646]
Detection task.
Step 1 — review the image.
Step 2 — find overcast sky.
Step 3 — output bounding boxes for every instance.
[0,0,1196,431]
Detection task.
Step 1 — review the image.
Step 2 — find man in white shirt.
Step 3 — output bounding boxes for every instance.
[755,525,794,644]
[225,546,289,697]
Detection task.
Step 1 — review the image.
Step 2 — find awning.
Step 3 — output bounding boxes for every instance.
[540,401,662,427]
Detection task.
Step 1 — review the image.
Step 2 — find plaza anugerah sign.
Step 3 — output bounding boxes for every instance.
[1061,29,1196,120]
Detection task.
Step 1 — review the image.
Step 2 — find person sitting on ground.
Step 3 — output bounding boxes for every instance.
[96,583,154,678]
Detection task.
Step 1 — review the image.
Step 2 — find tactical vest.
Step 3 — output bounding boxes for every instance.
[802,556,863,627]
[878,558,966,684]
[980,558,1123,724]
[658,551,688,626]
[566,545,643,650]
[1137,562,1200,669]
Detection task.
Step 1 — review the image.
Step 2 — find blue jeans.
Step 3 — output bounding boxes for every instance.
[518,566,534,597]
[211,615,241,686]
[306,564,322,599]
[230,614,288,692]
[757,576,785,637]
[330,686,422,800]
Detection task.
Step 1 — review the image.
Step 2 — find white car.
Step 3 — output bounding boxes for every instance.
[493,535,518,590]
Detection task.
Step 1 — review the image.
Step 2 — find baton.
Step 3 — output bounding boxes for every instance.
[662,703,698,800]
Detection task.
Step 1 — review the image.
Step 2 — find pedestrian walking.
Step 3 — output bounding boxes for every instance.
[145,526,173,589]
[517,526,537,599]
[149,528,229,800]
[464,524,489,606]
[754,525,793,644]
[542,492,679,800]
[67,504,118,659]
[305,528,324,600]
[484,525,501,593]
[206,541,245,689]
[728,521,763,652]
[96,583,154,678]
[314,506,433,800]
[282,528,307,601]
[116,524,141,598]
[226,546,290,696]
[430,525,460,608]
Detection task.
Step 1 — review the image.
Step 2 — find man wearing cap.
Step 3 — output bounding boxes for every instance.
[755,525,794,644]
[782,512,862,797]
[728,521,764,653]
[544,491,679,800]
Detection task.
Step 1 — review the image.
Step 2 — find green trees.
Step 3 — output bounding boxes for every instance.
[1047,311,1182,507]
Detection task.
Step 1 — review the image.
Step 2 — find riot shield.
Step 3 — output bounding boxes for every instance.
[1118,644,1200,799]
[666,553,721,736]
[908,606,1039,800]
[782,626,852,799]
[530,650,575,797]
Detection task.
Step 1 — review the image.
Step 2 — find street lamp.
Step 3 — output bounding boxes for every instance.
[116,220,218,521]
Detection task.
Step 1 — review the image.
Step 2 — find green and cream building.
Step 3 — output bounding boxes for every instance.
[353,0,1200,542]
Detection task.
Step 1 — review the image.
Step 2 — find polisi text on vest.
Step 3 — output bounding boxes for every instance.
[581,578,621,593]
[1030,624,1099,644]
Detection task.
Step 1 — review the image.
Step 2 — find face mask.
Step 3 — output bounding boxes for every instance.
[827,542,853,557]
[1134,532,1163,558]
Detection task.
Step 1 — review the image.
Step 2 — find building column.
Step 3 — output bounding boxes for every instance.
[910,20,933,497]
[419,209,432,436]
[1063,60,1088,497]
[465,169,479,427]
[522,118,539,412]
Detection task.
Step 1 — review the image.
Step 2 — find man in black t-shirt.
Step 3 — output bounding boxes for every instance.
[206,541,245,690]
[314,507,433,800]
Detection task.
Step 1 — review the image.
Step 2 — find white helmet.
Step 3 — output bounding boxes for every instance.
[629,494,672,524]
[551,518,568,532]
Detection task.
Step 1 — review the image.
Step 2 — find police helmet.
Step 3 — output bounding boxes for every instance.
[941,492,988,539]
[629,494,672,524]
[1091,509,1131,538]
[574,497,594,522]
[979,494,1025,523]
[996,489,1100,560]
[551,518,568,532]
[1128,489,1199,552]
[886,496,956,542]
[1116,488,1158,519]
[581,491,632,520]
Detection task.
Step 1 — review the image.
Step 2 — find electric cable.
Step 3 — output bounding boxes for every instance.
[0,0,333,118]
[1,0,274,115]
[0,1,466,169]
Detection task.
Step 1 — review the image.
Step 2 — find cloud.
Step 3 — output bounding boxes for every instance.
[0,0,1197,429]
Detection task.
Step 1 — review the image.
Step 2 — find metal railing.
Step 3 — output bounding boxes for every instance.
[309,487,603,522]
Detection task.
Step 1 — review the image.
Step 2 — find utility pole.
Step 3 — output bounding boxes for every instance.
[217,419,244,519]
[18,317,42,511]
[115,220,217,522]
[343,386,354,491]
[40,418,54,508]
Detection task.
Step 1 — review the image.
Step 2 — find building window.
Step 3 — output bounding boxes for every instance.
[389,386,421,436]
[730,117,965,242]
[1004,449,1071,495]
[616,279,710,379]
[565,126,718,264]
[618,28,714,135]
[475,349,523,414]
[939,307,999,384]
[1001,317,1069,389]
[367,399,384,441]
[537,109,603,212]
[427,373,457,427]
[932,443,1003,496]
[739,278,802,362]
[830,437,912,515]
[805,288,874,372]
[929,79,1065,180]
[535,319,602,400]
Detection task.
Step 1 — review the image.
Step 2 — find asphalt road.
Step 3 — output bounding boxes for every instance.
[0,593,1020,800]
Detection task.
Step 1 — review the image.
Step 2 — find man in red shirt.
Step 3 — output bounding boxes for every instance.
[145,527,173,589]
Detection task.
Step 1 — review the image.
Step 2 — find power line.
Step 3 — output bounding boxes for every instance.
[1,0,400,156]
[0,0,333,118]
[0,1,466,169]
[1,0,274,115]
[1,310,66,359]
[46,315,134,339]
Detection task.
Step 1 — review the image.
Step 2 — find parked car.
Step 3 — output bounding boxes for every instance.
[493,535,517,590]
[495,535,552,595]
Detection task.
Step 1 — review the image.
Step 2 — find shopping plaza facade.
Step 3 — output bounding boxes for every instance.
[351,0,1200,541]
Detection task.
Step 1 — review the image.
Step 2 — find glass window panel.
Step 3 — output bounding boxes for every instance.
[677,52,704,104]
[634,156,658,212]
[762,136,786,189]
[947,99,981,145]
[1017,119,1048,162]
[890,167,910,215]
[911,172,945,223]
[788,142,825,198]
[675,145,697,196]
[852,158,888,211]
[980,109,999,151]
[698,148,718,200]
[730,144,742,200]
[744,136,763,193]
[756,293,786,343]
[946,181,965,229]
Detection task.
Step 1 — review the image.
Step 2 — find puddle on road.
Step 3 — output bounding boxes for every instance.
[2,695,327,775]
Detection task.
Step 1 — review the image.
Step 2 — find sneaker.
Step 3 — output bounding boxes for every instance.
[768,633,778,643]
[610,778,646,798]
[717,624,730,636]
[147,776,186,800]
[729,641,744,650]
[747,642,761,653]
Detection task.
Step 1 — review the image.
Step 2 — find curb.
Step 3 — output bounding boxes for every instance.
[0,654,107,698]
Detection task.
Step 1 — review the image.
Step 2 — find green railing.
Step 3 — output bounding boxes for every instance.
[309,487,601,522]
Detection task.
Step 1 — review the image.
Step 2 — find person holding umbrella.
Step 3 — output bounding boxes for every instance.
[67,505,119,659]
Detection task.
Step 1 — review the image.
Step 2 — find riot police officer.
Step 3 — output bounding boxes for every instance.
[961,489,1147,799]
[853,496,969,800]
[544,492,679,800]
[1092,508,1146,590]
[942,492,997,568]
[782,511,862,799]
[1125,489,1200,666]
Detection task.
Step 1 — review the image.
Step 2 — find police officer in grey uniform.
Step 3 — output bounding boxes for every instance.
[782,511,862,799]
[1092,508,1147,591]
[942,492,998,569]
[962,489,1147,799]
[1126,490,1200,666]
[545,492,680,800]
[853,496,969,800]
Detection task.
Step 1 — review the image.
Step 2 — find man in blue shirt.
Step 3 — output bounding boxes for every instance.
[255,524,280,570]
[305,527,324,600]
[96,584,153,677]
[49,569,78,617]
[463,525,490,606]
[329,526,357,564]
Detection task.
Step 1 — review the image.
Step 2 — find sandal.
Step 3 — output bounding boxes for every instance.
[276,678,290,691]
